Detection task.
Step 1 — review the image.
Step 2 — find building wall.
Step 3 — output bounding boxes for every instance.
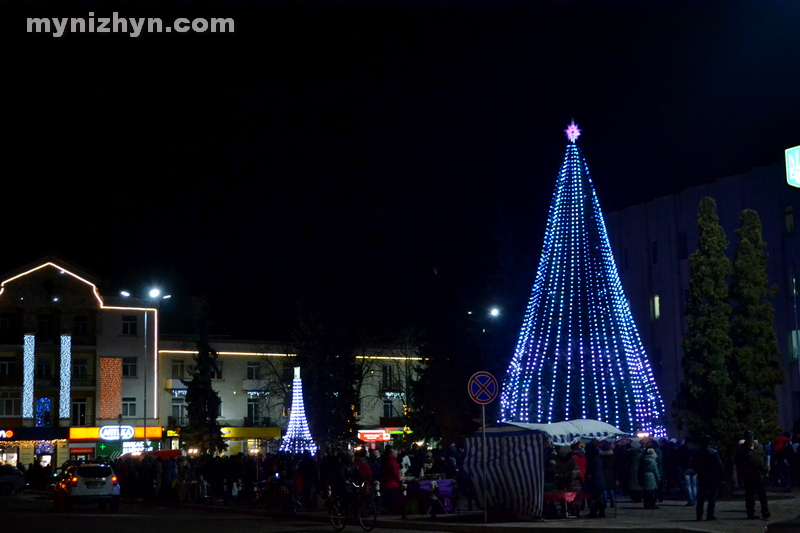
[605,163,800,434]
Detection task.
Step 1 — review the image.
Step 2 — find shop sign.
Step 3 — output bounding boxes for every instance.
[0,430,14,439]
[70,447,94,454]
[98,425,135,440]
[358,430,390,442]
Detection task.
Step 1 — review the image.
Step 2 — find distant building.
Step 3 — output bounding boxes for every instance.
[0,256,418,467]
[604,163,800,434]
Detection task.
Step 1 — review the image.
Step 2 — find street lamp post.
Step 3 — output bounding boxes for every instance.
[121,288,170,453]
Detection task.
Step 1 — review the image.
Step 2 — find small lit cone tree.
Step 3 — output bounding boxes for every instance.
[500,122,666,436]
[279,367,318,455]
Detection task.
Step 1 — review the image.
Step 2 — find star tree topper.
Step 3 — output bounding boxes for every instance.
[564,120,581,143]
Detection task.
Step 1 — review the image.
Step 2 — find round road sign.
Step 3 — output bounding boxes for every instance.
[468,371,499,405]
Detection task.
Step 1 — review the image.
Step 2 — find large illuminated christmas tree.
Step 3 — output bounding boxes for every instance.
[500,122,666,436]
[279,367,318,454]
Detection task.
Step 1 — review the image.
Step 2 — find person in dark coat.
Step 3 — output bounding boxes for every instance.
[600,441,616,508]
[554,446,578,491]
[625,442,644,503]
[736,430,771,520]
[692,435,723,521]
[585,442,607,518]
[640,448,661,509]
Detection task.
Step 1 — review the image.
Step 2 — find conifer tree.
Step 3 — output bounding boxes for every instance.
[729,209,785,443]
[182,298,227,455]
[674,197,735,440]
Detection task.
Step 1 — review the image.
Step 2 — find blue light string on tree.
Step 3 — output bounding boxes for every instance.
[500,122,666,437]
[279,367,318,455]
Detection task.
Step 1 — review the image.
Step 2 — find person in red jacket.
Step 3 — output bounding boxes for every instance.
[381,446,403,515]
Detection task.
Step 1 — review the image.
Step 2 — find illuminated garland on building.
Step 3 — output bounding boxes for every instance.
[500,123,666,436]
[59,335,72,419]
[279,367,317,455]
[23,334,35,419]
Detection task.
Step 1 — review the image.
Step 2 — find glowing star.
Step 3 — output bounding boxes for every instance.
[564,121,581,143]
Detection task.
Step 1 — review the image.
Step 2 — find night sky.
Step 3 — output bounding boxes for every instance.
[3,0,800,340]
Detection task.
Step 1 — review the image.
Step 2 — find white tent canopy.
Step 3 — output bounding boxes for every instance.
[486,419,630,445]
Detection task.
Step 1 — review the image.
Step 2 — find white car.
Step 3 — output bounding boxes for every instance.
[53,463,121,511]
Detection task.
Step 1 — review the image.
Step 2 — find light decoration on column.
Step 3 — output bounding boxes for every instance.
[279,366,317,455]
[500,122,666,437]
[23,334,35,419]
[59,335,72,419]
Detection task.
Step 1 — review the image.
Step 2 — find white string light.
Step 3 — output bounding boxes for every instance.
[279,367,317,454]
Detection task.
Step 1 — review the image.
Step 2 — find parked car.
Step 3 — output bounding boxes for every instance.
[53,462,121,511]
[0,464,26,495]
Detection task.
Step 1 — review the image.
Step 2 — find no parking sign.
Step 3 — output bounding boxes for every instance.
[468,371,498,405]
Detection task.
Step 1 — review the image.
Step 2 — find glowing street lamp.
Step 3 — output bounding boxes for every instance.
[120,288,170,451]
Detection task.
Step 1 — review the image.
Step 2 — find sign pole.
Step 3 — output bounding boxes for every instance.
[468,371,498,525]
[482,403,487,523]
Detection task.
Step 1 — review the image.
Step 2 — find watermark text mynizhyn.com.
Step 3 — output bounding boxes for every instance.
[27,13,234,38]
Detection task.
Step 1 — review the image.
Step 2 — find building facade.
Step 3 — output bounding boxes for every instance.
[604,163,800,434]
[0,256,418,467]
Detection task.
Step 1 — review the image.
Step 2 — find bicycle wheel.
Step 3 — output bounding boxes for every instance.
[329,498,347,531]
[357,499,377,532]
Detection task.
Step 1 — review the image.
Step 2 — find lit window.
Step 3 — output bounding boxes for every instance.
[651,295,661,320]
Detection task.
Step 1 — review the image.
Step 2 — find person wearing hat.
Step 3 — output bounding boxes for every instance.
[735,430,770,520]
[641,448,661,510]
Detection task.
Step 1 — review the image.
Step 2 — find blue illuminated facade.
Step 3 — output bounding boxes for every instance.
[500,128,666,436]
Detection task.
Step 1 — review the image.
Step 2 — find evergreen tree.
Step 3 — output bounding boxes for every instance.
[181,298,227,455]
[291,313,359,446]
[674,197,735,440]
[729,209,785,443]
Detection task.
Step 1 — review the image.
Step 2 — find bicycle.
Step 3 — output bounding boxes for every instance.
[327,482,378,532]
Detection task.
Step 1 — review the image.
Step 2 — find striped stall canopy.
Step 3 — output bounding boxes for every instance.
[461,420,627,518]
[462,429,546,518]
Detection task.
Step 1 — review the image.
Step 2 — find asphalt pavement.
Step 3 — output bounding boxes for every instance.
[122,486,800,533]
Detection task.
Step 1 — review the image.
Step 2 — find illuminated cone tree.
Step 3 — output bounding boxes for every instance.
[279,367,318,454]
[500,122,666,436]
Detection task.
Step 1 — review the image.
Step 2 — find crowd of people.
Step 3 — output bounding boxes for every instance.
[544,428,800,520]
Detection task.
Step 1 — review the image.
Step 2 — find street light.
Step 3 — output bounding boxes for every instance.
[120,289,170,452]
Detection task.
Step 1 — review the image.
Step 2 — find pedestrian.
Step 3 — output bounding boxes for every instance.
[585,442,606,518]
[692,435,723,521]
[625,441,644,503]
[735,430,771,520]
[641,448,660,509]
[676,436,698,507]
[381,446,403,515]
[600,441,616,508]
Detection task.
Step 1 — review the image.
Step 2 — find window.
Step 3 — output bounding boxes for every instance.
[246,362,260,380]
[786,206,794,235]
[37,314,53,339]
[677,231,688,261]
[36,357,52,377]
[282,363,293,382]
[122,397,136,417]
[0,314,15,335]
[789,331,800,363]
[381,365,395,390]
[382,399,394,418]
[650,295,661,321]
[622,247,629,271]
[73,315,88,336]
[650,240,658,265]
[0,391,21,416]
[0,357,15,377]
[71,398,87,426]
[171,397,186,426]
[247,398,260,425]
[217,400,223,418]
[171,360,185,379]
[210,361,223,380]
[122,357,137,377]
[72,358,88,378]
[122,315,138,336]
